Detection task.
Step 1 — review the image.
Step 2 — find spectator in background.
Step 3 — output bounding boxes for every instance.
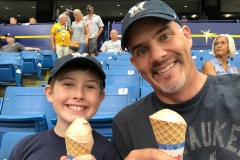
[51,14,71,59]
[100,29,121,53]
[56,6,73,27]
[202,34,239,75]
[199,11,208,20]
[29,17,37,24]
[84,4,104,56]
[0,33,40,52]
[181,16,188,22]
[10,17,17,24]
[68,9,90,54]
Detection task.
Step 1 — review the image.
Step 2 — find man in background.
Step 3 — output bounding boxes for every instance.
[51,14,71,59]
[84,4,104,56]
[100,29,121,53]
[1,33,40,52]
[10,17,17,24]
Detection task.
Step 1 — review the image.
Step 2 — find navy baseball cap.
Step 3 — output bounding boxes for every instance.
[5,33,15,39]
[48,53,106,88]
[121,0,182,50]
[67,6,73,12]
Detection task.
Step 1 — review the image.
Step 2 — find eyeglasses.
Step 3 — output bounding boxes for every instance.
[214,41,227,46]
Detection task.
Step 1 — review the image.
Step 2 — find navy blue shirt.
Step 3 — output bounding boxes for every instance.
[9,128,120,160]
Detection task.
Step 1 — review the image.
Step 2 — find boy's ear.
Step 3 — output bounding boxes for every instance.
[44,85,54,103]
[99,91,105,105]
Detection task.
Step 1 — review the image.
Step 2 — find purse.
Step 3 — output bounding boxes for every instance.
[68,41,80,49]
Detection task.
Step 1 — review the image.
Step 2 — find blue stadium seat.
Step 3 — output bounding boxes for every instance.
[0,52,22,56]
[41,50,57,70]
[194,61,204,72]
[140,86,154,99]
[142,78,151,86]
[93,58,108,70]
[190,49,209,55]
[21,50,43,80]
[0,132,34,159]
[0,86,56,132]
[108,60,133,69]
[104,70,140,99]
[115,54,131,61]
[98,52,119,57]
[0,58,23,86]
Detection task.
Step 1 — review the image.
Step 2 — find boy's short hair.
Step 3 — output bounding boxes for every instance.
[48,53,106,88]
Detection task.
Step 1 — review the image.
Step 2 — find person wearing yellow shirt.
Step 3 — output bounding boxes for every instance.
[51,13,71,59]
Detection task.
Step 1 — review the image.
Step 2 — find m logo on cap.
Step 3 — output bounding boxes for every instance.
[128,1,145,18]
[72,53,89,58]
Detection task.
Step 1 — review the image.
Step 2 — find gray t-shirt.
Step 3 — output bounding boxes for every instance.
[83,14,104,38]
[100,40,121,52]
[113,74,240,159]
[1,42,25,52]
[71,20,87,43]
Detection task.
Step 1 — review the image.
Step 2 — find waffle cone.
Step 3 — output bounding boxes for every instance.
[65,136,91,156]
[149,117,186,144]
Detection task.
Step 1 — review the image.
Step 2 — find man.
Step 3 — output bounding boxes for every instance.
[51,13,71,59]
[199,11,209,20]
[9,17,17,24]
[1,33,40,52]
[100,29,121,53]
[56,6,73,27]
[112,0,240,160]
[83,4,104,56]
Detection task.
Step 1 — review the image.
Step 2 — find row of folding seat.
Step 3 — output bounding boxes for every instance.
[0,50,57,86]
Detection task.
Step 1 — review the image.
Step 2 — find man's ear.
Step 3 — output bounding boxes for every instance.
[181,25,193,49]
[44,85,54,103]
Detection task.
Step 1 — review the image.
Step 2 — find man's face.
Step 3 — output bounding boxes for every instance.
[60,15,67,25]
[6,36,15,43]
[10,18,17,24]
[110,30,118,41]
[127,17,193,94]
[87,8,94,15]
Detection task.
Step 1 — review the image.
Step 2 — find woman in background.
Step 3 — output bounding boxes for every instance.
[68,9,90,54]
[29,17,37,24]
[202,34,239,75]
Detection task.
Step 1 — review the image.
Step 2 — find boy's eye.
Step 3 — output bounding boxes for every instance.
[86,85,95,89]
[64,83,73,87]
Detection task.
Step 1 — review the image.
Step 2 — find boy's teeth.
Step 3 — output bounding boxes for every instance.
[69,106,85,110]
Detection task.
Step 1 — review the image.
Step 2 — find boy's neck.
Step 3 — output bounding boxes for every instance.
[54,121,70,137]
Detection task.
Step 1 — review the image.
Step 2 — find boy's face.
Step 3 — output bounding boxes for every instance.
[44,70,105,125]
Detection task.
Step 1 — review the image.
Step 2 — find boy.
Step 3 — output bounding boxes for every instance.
[8,53,120,160]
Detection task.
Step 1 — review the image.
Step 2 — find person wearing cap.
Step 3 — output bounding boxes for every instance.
[83,4,104,56]
[56,6,73,27]
[100,29,122,53]
[8,53,121,160]
[51,13,71,59]
[0,33,40,52]
[181,16,188,22]
[112,0,240,159]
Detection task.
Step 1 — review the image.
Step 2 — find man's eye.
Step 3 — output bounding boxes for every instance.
[161,34,171,41]
[136,48,148,56]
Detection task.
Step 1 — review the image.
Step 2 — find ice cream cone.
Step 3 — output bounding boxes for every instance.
[65,118,94,159]
[65,136,91,156]
[149,109,187,160]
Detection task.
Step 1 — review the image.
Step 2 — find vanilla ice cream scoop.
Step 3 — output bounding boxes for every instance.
[65,118,94,157]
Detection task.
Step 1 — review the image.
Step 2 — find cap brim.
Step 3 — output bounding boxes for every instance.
[48,56,106,87]
[68,9,73,12]
[121,14,181,50]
